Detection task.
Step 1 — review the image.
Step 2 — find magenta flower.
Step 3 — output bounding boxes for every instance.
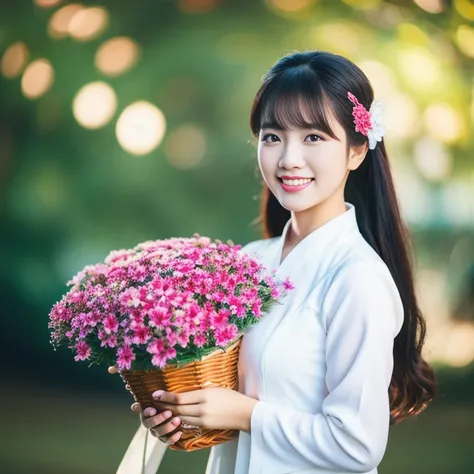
[103,314,119,334]
[74,341,91,361]
[49,234,292,370]
[283,277,295,291]
[215,324,238,347]
[117,344,135,370]
[131,325,150,344]
[347,91,372,136]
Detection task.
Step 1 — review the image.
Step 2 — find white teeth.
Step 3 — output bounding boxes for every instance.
[281,178,313,186]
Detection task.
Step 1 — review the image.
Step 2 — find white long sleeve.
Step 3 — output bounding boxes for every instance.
[248,261,404,474]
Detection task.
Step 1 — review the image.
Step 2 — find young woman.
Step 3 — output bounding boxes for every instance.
[132,50,437,474]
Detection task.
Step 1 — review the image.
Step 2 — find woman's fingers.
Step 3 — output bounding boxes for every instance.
[142,410,175,430]
[153,402,202,417]
[108,365,119,374]
[177,415,204,427]
[149,416,182,438]
[166,430,183,445]
[131,401,184,445]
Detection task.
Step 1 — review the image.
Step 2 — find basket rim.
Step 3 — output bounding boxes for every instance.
[120,335,243,374]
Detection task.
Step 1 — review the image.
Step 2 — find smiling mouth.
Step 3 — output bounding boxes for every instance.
[278,178,314,186]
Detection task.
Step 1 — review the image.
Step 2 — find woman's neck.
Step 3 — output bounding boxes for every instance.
[287,198,347,247]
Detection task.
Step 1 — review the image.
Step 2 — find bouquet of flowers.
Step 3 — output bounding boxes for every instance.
[49,235,292,451]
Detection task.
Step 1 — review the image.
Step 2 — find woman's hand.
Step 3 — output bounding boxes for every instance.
[108,365,182,444]
[130,402,183,445]
[151,387,258,433]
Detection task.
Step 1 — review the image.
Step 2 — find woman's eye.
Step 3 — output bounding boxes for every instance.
[262,133,280,143]
[305,134,322,142]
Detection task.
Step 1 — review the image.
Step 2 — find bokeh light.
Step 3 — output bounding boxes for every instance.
[312,22,362,55]
[358,59,396,98]
[115,102,166,155]
[266,0,315,13]
[398,47,441,92]
[68,6,109,42]
[414,136,452,182]
[391,160,431,224]
[21,59,54,99]
[385,93,420,140]
[471,82,474,126]
[456,25,474,58]
[165,124,206,169]
[417,269,450,328]
[341,0,381,9]
[72,82,117,129]
[424,104,465,144]
[48,3,83,39]
[413,0,444,14]
[397,23,430,47]
[442,180,474,227]
[34,0,62,7]
[177,0,220,14]
[1,42,29,78]
[442,323,474,367]
[95,37,140,77]
[365,2,403,28]
[455,0,474,21]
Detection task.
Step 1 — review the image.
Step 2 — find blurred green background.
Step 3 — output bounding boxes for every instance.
[1,0,473,473]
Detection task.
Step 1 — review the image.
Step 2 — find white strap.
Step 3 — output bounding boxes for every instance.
[117,425,168,474]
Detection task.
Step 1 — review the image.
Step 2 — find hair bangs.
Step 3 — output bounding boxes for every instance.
[253,67,338,140]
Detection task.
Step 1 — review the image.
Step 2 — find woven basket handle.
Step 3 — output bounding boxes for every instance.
[117,424,168,474]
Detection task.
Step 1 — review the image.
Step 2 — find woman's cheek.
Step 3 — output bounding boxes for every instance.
[258,153,277,188]
[316,153,347,188]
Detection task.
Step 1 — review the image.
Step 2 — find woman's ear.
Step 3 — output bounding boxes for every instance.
[347,142,369,171]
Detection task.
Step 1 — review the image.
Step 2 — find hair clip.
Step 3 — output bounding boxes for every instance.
[347,92,385,150]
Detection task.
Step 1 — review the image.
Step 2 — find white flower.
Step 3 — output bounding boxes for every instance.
[367,100,385,150]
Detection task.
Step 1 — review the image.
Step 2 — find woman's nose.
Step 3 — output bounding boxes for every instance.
[279,145,305,169]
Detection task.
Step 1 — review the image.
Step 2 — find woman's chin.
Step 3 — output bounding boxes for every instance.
[278,201,317,213]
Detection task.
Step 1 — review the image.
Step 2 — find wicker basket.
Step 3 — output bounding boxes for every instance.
[120,337,242,451]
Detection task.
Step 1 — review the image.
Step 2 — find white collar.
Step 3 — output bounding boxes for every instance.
[275,202,359,271]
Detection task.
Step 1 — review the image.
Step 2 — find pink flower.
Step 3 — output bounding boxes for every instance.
[193,333,207,347]
[347,92,372,136]
[99,330,117,348]
[149,307,171,329]
[151,352,168,368]
[146,338,165,354]
[215,324,238,347]
[74,341,91,361]
[117,344,135,370]
[210,309,231,329]
[176,328,190,348]
[165,346,177,360]
[50,234,293,371]
[252,301,262,318]
[164,327,179,347]
[283,277,295,291]
[131,325,150,344]
[103,314,119,334]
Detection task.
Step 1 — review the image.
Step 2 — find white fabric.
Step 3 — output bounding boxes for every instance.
[206,203,404,474]
[116,424,167,474]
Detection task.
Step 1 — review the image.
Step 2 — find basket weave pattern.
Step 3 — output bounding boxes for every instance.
[120,338,241,451]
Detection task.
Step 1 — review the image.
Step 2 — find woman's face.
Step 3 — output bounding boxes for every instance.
[257,109,353,214]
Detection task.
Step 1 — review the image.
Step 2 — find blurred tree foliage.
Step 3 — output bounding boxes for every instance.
[1,0,473,386]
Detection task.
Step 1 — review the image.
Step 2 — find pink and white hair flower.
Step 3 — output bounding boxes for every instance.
[347,91,385,150]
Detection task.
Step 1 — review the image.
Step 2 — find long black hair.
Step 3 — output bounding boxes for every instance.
[250,51,436,424]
